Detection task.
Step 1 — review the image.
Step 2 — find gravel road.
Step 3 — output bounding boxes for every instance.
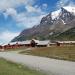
[0,52,75,75]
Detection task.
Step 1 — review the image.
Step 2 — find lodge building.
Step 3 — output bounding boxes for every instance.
[0,40,75,50]
[0,39,51,50]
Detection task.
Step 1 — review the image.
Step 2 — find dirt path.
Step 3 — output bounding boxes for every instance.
[0,52,75,75]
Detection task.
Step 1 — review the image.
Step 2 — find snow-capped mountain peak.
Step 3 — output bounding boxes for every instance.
[51,6,75,20]
[12,6,75,42]
[40,6,75,26]
[51,10,61,20]
[63,6,75,15]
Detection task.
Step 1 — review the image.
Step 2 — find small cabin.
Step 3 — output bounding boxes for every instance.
[30,39,39,47]
[36,40,50,47]
[56,41,75,46]
[19,40,31,47]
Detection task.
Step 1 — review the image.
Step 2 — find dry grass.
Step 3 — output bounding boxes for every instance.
[5,47,27,51]
[20,46,75,61]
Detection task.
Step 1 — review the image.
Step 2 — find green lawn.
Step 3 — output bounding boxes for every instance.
[0,58,45,75]
[20,46,75,61]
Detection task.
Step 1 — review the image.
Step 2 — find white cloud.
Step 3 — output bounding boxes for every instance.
[42,3,48,9]
[3,4,47,28]
[4,7,46,28]
[68,1,75,6]
[0,31,19,44]
[0,8,46,43]
[6,8,17,16]
[25,5,37,13]
[4,8,17,19]
[17,14,45,28]
[0,0,48,44]
[56,0,75,9]
[0,0,36,10]
[25,4,46,14]
[1,0,47,28]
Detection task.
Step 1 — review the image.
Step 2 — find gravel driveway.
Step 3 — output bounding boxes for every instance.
[0,52,75,75]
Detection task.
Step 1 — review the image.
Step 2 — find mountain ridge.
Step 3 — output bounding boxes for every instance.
[11,6,75,42]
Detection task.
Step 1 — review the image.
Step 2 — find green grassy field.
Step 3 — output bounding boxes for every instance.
[0,58,45,75]
[20,46,75,61]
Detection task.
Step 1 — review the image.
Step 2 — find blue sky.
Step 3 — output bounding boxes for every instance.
[0,0,75,44]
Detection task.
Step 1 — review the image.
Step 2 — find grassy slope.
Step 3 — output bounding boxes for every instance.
[55,27,75,40]
[20,46,75,61]
[0,58,45,75]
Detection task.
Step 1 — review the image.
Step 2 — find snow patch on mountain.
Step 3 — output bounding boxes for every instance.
[51,10,61,20]
[63,6,75,15]
[61,19,66,24]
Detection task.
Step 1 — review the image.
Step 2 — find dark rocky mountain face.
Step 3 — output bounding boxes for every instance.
[12,7,75,42]
[60,7,75,23]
